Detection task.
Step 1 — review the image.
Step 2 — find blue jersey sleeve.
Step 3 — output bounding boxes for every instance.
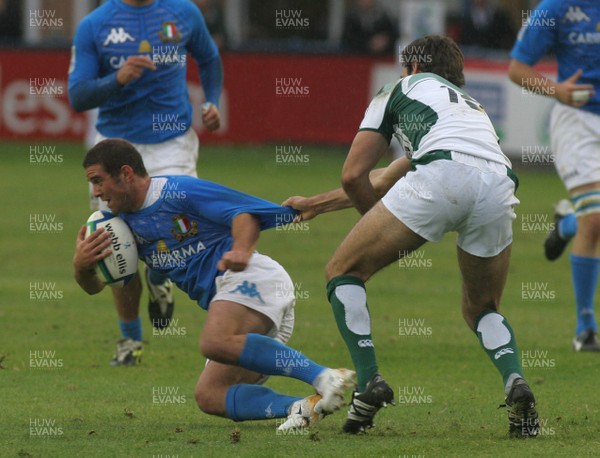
[184,3,222,106]
[174,177,297,229]
[510,0,560,65]
[68,17,121,112]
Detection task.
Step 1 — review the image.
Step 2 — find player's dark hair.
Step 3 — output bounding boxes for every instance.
[83,139,148,177]
[401,35,465,87]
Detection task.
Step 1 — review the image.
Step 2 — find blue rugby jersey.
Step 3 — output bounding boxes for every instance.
[68,0,222,143]
[119,176,297,309]
[511,0,600,115]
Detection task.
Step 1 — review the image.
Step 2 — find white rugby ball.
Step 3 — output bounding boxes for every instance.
[85,211,138,287]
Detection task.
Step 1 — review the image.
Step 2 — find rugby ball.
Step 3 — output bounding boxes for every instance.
[85,211,138,287]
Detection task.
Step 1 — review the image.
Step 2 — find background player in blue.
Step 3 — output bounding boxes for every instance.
[509,1,600,351]
[68,0,224,365]
[72,138,355,430]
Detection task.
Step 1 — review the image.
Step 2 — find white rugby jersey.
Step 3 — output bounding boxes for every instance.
[359,72,511,167]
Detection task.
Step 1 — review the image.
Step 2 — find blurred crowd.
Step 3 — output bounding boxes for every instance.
[0,0,530,57]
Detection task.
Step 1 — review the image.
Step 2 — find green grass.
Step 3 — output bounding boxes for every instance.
[2,142,600,457]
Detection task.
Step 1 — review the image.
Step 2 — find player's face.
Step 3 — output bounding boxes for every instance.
[86,165,134,213]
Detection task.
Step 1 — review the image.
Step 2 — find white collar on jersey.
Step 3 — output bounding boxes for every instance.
[142,177,168,209]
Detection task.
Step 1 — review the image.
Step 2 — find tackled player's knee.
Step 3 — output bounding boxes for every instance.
[195,384,221,415]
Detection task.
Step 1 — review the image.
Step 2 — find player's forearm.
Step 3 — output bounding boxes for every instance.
[343,175,379,215]
[230,213,260,255]
[198,55,223,106]
[74,267,105,295]
[508,59,557,98]
[68,73,121,112]
[304,189,354,216]
[307,167,395,215]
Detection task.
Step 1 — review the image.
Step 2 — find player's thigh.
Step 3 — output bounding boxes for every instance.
[95,130,199,177]
[202,299,273,346]
[457,245,511,329]
[138,129,199,176]
[568,183,600,255]
[551,104,600,191]
[326,201,427,281]
[206,253,294,338]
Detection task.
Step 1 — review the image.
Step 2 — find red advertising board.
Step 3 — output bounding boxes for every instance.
[0,50,377,145]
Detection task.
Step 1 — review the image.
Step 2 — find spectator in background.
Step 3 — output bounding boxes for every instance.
[0,0,21,44]
[459,0,516,51]
[342,0,398,56]
[195,0,228,50]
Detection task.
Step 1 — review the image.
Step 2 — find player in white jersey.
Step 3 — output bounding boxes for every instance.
[285,35,538,438]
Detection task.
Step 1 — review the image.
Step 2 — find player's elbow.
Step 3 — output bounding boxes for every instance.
[341,170,365,195]
[81,283,103,295]
[69,93,88,113]
[68,84,94,112]
[507,60,525,86]
[74,272,103,295]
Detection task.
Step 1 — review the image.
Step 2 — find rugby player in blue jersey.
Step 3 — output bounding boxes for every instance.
[73,138,355,429]
[509,1,600,351]
[68,0,223,365]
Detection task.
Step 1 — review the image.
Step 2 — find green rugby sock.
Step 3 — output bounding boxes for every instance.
[474,311,523,393]
[327,275,378,391]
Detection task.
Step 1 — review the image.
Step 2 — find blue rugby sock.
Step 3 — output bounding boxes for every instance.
[238,333,325,385]
[225,384,300,421]
[119,316,142,341]
[558,213,577,240]
[570,254,599,335]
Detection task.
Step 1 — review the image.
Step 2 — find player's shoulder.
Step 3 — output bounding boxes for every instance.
[531,0,564,16]
[160,175,198,186]
[160,175,218,192]
[81,0,117,23]
[78,0,116,29]
[160,0,202,19]
[402,72,451,90]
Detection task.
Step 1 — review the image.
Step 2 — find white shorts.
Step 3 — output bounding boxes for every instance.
[550,103,600,191]
[89,128,199,210]
[382,152,519,258]
[211,252,295,343]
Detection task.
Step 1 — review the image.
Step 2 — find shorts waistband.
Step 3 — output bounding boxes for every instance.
[410,149,519,192]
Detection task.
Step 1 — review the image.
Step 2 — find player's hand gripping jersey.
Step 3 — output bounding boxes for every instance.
[360,73,511,168]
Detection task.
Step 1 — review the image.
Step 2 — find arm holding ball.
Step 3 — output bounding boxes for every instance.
[73,225,111,295]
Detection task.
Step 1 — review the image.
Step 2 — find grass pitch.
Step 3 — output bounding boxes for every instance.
[2,142,600,457]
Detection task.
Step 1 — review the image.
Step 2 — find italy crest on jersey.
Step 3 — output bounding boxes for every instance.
[159,22,181,43]
[171,215,198,241]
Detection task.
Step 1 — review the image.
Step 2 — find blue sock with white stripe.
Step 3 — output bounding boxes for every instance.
[225,384,300,421]
[570,255,599,335]
[238,333,325,384]
[119,316,142,341]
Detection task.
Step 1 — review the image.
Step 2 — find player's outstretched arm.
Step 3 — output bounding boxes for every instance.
[283,156,412,221]
[218,213,260,272]
[73,225,110,295]
[508,59,595,108]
